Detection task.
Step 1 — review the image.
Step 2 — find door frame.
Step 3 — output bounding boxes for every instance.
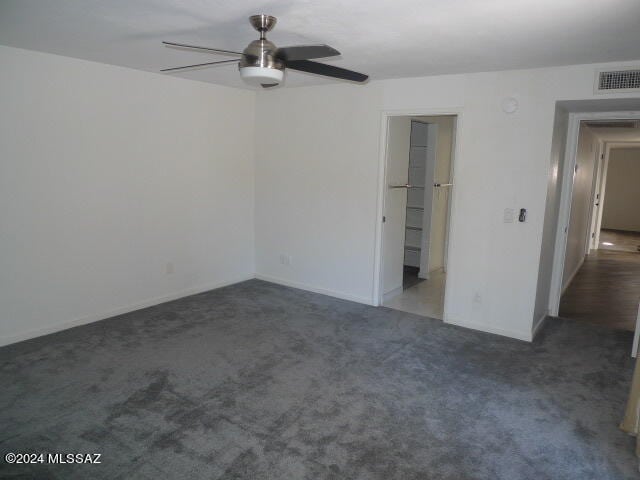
[584,137,605,255]
[587,138,606,252]
[595,140,640,247]
[548,110,640,316]
[373,108,463,316]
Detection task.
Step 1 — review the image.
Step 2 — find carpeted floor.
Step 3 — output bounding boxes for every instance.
[0,279,637,479]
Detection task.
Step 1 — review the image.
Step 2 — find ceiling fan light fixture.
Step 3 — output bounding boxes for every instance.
[161,15,368,87]
[239,66,283,86]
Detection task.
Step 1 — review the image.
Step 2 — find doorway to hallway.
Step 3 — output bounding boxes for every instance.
[556,119,640,331]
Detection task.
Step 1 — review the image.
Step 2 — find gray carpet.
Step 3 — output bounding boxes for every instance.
[0,279,637,479]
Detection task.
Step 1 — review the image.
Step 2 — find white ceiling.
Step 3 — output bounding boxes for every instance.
[1,0,640,90]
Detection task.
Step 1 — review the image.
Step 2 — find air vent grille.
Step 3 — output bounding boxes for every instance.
[598,69,640,91]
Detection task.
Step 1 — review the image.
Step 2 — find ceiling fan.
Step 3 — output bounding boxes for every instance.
[161,14,368,88]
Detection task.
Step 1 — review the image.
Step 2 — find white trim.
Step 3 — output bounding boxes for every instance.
[446,316,532,342]
[548,110,640,316]
[371,113,389,306]
[373,107,463,314]
[531,313,549,340]
[632,301,640,358]
[590,140,607,250]
[443,119,458,274]
[603,141,640,149]
[548,112,580,315]
[596,141,640,246]
[255,273,373,305]
[594,145,610,248]
[593,144,610,248]
[0,274,255,347]
[585,138,604,253]
[418,123,438,278]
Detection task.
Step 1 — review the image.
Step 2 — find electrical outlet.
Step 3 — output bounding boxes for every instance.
[166,262,174,275]
[279,254,292,266]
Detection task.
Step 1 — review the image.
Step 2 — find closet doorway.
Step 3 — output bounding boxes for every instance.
[379,115,457,319]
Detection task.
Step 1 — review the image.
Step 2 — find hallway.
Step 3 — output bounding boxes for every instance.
[559,242,640,331]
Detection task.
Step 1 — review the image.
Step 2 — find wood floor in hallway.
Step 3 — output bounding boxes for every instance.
[599,229,640,254]
[559,242,640,331]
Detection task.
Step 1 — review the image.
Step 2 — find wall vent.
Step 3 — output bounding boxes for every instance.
[595,68,640,93]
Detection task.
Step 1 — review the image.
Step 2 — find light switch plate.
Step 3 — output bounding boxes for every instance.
[279,254,292,266]
[503,208,515,223]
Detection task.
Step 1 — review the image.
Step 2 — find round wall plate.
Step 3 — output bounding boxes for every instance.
[501,97,519,114]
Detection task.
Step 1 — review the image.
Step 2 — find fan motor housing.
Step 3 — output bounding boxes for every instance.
[239,39,284,85]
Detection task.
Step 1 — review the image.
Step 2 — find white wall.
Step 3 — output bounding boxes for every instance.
[254,84,382,303]
[254,59,640,341]
[4,45,639,346]
[0,46,256,346]
[602,147,640,232]
[561,126,599,291]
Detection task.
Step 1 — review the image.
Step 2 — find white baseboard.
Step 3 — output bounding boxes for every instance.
[531,313,549,340]
[632,303,640,358]
[0,274,254,347]
[2,272,535,347]
[561,256,585,295]
[444,316,532,342]
[255,273,373,306]
[382,286,403,303]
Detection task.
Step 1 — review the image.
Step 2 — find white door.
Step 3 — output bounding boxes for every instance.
[381,117,411,299]
[418,123,438,278]
[589,145,605,251]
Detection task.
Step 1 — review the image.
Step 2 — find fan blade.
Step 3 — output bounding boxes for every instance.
[275,44,340,61]
[261,83,279,88]
[160,59,238,72]
[285,60,368,82]
[162,41,243,56]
